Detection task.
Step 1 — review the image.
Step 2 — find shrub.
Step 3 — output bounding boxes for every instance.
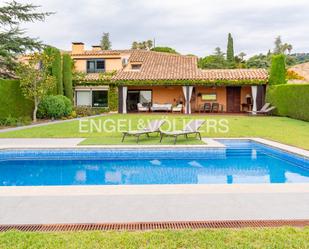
[0,116,32,127]
[266,84,309,121]
[74,107,109,117]
[269,54,287,85]
[0,79,33,120]
[63,54,73,101]
[151,47,178,54]
[38,95,72,119]
[286,70,305,80]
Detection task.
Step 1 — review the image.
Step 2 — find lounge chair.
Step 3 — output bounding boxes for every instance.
[160,120,205,144]
[172,104,183,113]
[256,106,276,115]
[247,103,271,115]
[137,103,149,112]
[122,120,165,143]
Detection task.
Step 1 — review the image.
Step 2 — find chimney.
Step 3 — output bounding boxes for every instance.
[72,42,84,54]
[92,45,101,51]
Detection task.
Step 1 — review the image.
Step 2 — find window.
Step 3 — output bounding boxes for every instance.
[87,59,105,73]
[139,90,152,104]
[76,91,91,106]
[92,91,108,107]
[131,64,141,70]
[76,90,108,107]
[201,93,217,101]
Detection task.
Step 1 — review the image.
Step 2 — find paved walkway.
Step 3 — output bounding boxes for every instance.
[0,184,308,224]
[0,114,109,133]
[0,138,85,149]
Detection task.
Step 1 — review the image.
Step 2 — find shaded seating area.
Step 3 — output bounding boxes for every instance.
[122,120,165,143]
[160,120,205,144]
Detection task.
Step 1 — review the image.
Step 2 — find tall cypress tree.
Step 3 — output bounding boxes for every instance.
[62,54,73,101]
[226,33,235,62]
[269,54,286,85]
[44,46,62,94]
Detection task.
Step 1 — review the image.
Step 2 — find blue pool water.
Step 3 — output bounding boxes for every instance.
[0,140,308,186]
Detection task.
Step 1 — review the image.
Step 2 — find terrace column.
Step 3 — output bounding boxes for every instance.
[182,86,194,114]
[122,86,128,114]
[251,85,257,115]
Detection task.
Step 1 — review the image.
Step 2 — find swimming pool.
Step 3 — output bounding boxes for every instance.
[0,140,308,186]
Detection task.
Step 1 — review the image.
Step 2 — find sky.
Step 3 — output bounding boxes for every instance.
[11,0,309,57]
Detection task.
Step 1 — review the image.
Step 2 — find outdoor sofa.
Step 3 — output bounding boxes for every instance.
[150,103,172,112]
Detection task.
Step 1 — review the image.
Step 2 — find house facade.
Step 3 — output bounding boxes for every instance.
[71,42,268,114]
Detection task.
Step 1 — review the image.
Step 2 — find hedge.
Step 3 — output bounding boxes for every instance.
[266,84,309,121]
[0,79,33,119]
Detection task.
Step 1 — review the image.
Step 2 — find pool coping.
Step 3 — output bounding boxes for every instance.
[0,137,308,158]
[1,183,309,197]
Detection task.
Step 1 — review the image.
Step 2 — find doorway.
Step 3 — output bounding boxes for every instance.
[127,90,152,112]
[226,87,241,112]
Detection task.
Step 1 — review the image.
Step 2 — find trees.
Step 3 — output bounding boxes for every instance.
[226,33,234,62]
[0,1,52,78]
[198,47,228,69]
[246,54,270,69]
[16,53,55,122]
[62,54,73,102]
[273,36,293,55]
[151,47,178,54]
[44,46,62,94]
[269,54,286,85]
[100,32,112,50]
[131,40,153,50]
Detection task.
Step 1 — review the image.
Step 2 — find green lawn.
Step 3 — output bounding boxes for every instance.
[0,114,308,149]
[0,227,308,249]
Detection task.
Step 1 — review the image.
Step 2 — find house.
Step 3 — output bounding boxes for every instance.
[71,42,269,114]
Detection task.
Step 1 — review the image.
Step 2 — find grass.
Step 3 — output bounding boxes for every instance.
[0,114,308,149]
[0,227,308,249]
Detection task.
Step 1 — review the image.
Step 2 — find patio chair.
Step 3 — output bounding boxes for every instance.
[137,103,149,112]
[200,103,211,113]
[211,102,220,112]
[160,119,205,144]
[247,103,270,114]
[122,120,165,143]
[172,104,183,113]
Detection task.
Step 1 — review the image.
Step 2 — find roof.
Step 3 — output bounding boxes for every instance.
[196,69,268,81]
[70,49,132,56]
[113,50,268,82]
[289,62,309,81]
[114,50,199,81]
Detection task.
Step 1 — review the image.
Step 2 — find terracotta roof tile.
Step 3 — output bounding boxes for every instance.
[113,50,268,81]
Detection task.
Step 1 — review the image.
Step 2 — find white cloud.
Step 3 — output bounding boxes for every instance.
[18,0,309,56]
